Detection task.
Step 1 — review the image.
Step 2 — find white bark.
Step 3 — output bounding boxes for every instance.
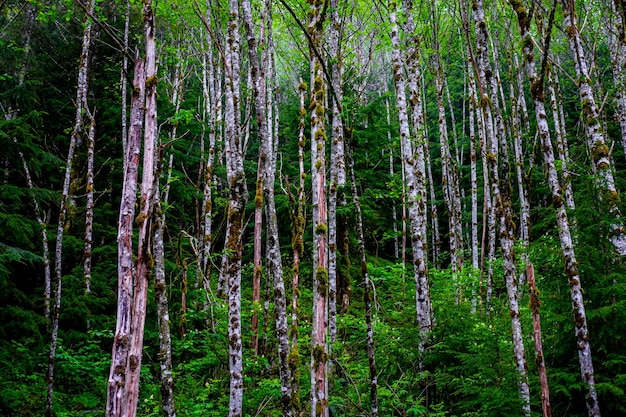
[83,112,95,295]
[242,0,293,413]
[563,0,626,256]
[511,3,601,415]
[390,0,432,352]
[471,1,530,413]
[223,2,246,416]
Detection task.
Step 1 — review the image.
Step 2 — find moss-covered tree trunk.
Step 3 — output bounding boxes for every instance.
[466,0,531,413]
[347,131,379,417]
[390,0,432,354]
[511,1,600,415]
[222,1,246,416]
[563,0,626,256]
[307,0,329,415]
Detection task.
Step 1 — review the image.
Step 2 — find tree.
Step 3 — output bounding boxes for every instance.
[47,0,97,413]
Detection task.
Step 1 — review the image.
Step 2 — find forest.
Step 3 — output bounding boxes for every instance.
[1,0,626,416]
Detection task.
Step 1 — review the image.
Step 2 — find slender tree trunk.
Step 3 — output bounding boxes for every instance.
[386,99,400,260]
[563,0,626,256]
[47,1,95,413]
[390,0,432,354]
[252,146,263,357]
[242,1,293,413]
[152,46,184,417]
[153,153,176,417]
[346,132,379,417]
[327,0,346,348]
[465,0,531,413]
[432,31,463,273]
[224,1,246,415]
[508,52,530,291]
[547,68,576,212]
[528,264,551,417]
[510,3,601,415]
[120,0,130,173]
[287,78,308,414]
[84,112,96,295]
[468,62,480,277]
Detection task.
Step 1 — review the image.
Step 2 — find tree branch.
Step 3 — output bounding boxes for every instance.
[277,0,341,110]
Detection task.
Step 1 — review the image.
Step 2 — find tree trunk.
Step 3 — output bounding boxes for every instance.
[287,78,308,414]
[347,132,379,417]
[307,0,329,414]
[242,0,293,413]
[528,264,551,417]
[563,0,626,256]
[432,28,463,274]
[84,111,96,295]
[47,1,95,413]
[466,0,531,413]
[125,2,158,414]
[153,153,176,417]
[224,1,246,415]
[327,0,346,348]
[390,0,432,354]
[106,55,145,417]
[510,2,601,415]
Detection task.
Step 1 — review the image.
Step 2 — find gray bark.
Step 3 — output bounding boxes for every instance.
[47,1,95,413]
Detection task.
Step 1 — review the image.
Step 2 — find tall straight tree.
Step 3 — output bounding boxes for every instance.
[346,132,379,417]
[287,78,308,414]
[241,0,293,413]
[222,0,246,415]
[306,0,329,415]
[106,54,146,417]
[47,0,96,413]
[510,1,600,415]
[389,0,432,354]
[431,2,463,274]
[462,0,531,413]
[327,0,347,346]
[106,1,157,415]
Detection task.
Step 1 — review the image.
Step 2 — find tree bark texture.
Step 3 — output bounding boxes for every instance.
[106,56,145,417]
[307,0,329,414]
[47,1,95,413]
[511,2,601,415]
[391,0,432,352]
[471,0,531,414]
[224,1,246,415]
[563,0,626,256]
